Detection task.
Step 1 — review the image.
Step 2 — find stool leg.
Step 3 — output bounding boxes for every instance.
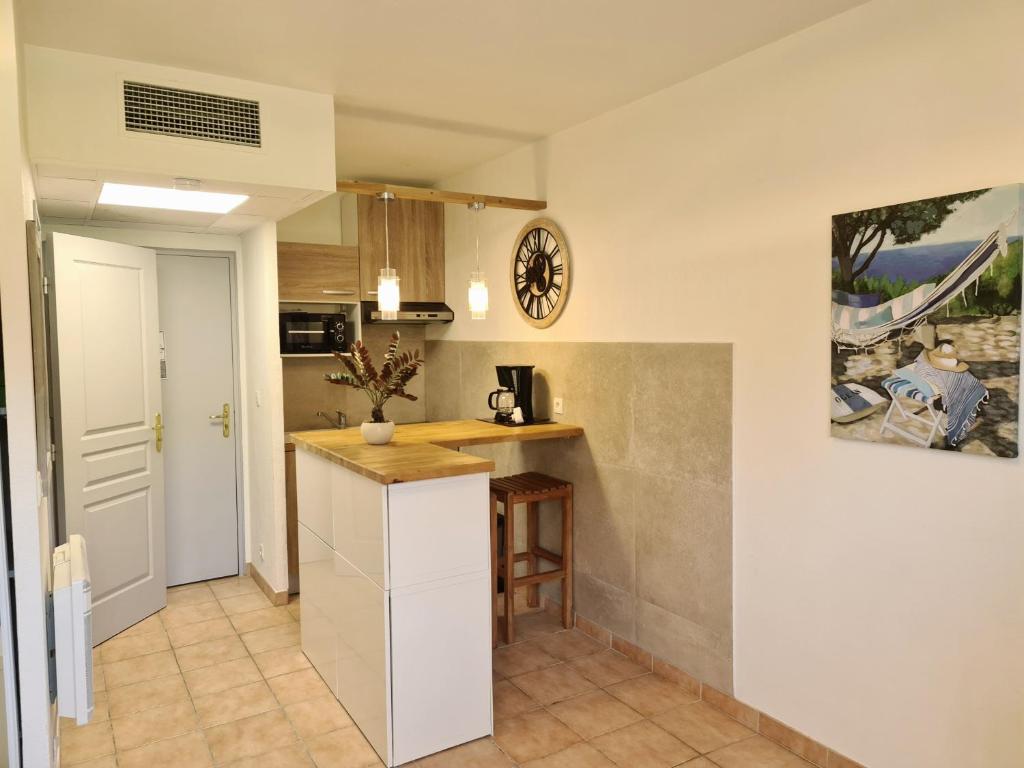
[561,489,573,630]
[504,498,517,644]
[490,491,498,649]
[526,501,540,608]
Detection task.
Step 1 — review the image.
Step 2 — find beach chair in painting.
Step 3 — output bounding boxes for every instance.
[879,366,946,447]
[832,224,1011,350]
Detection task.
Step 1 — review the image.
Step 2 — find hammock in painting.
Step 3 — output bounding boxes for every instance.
[831,227,1008,350]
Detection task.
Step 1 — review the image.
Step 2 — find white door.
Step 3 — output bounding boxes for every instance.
[157,252,240,586]
[52,232,166,644]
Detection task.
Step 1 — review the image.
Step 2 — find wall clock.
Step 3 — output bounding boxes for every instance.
[510,218,570,328]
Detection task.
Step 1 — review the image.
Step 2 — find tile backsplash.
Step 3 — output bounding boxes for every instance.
[425,340,734,691]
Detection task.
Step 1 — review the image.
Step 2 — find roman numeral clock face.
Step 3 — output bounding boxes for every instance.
[511,218,570,328]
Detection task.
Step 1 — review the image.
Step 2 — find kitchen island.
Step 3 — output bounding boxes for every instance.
[290,419,583,767]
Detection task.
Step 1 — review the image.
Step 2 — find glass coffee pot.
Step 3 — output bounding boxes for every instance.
[488,387,516,423]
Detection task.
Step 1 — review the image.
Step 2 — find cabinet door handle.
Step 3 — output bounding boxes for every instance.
[367,291,378,295]
[321,289,355,296]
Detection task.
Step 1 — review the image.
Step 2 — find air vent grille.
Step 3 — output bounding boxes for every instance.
[123,81,261,147]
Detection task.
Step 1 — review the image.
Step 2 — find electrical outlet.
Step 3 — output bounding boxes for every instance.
[553,397,564,415]
[258,544,265,561]
[255,389,263,407]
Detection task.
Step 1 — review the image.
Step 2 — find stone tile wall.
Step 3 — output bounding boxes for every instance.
[425,341,734,690]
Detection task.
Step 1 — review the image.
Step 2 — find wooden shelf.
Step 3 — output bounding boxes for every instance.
[338,180,546,211]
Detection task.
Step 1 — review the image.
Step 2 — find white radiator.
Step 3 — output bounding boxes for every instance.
[53,535,93,725]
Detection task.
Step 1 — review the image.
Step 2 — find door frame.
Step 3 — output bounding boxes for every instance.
[44,227,249,581]
[155,248,246,578]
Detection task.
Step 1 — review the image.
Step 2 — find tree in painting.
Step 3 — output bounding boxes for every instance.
[831,190,988,293]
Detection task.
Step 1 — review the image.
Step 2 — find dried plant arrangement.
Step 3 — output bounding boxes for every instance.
[325,332,423,424]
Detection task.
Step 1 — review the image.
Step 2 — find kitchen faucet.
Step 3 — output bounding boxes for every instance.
[317,410,347,429]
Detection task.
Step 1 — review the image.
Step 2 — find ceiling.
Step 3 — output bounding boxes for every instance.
[17,0,866,185]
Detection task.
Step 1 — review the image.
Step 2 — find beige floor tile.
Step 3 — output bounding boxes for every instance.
[166,584,218,607]
[117,730,213,768]
[185,656,263,698]
[707,736,813,767]
[90,691,110,723]
[492,642,560,678]
[513,611,568,641]
[590,720,699,768]
[224,744,315,767]
[286,601,301,621]
[548,690,643,740]
[284,695,353,739]
[93,665,106,693]
[568,650,649,688]
[209,575,261,600]
[494,679,541,720]
[535,630,607,661]
[267,668,330,706]
[168,617,237,648]
[105,674,189,719]
[493,710,581,764]
[678,759,717,767]
[161,600,227,629]
[110,699,198,752]
[304,727,382,768]
[242,623,301,654]
[604,674,699,717]
[510,664,597,706]
[221,592,275,615]
[231,606,295,634]
[102,650,179,689]
[252,645,312,679]
[521,742,616,767]
[60,720,115,765]
[115,613,164,638]
[194,679,279,727]
[650,702,753,754]
[232,606,296,630]
[63,756,117,768]
[99,629,171,664]
[176,634,250,672]
[204,709,298,764]
[406,737,514,767]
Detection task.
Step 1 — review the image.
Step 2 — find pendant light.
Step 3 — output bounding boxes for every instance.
[467,201,488,319]
[376,191,400,320]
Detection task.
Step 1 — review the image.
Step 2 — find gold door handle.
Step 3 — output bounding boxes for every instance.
[208,404,230,438]
[153,413,163,453]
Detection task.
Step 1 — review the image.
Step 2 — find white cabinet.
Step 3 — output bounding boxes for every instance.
[296,451,492,767]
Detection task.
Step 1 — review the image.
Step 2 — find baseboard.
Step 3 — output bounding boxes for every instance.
[541,596,866,768]
[246,562,290,606]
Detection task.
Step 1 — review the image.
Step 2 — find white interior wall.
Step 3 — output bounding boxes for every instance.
[433,0,1024,765]
[0,1,51,764]
[240,222,288,592]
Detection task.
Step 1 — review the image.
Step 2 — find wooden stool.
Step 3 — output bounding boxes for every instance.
[490,472,573,645]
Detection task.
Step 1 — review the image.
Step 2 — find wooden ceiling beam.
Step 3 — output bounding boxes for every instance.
[337,180,546,211]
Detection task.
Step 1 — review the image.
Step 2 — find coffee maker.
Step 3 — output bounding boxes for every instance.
[493,365,536,424]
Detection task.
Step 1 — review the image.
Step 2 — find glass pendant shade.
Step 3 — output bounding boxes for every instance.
[468,271,488,319]
[377,267,400,320]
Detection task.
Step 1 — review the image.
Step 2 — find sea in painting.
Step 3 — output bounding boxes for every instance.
[830,184,1023,458]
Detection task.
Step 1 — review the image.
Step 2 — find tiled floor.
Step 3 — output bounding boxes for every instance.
[61,578,814,767]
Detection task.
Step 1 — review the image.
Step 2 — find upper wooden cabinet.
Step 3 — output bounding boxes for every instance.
[357,196,445,303]
[277,242,360,302]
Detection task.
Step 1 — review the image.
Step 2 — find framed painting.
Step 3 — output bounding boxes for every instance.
[830,184,1022,457]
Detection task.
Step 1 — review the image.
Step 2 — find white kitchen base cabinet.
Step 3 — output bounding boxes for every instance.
[296,448,492,766]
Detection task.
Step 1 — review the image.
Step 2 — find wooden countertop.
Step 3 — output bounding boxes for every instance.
[289,419,584,485]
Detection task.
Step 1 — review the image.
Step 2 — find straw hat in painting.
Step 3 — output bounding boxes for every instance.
[927,341,969,373]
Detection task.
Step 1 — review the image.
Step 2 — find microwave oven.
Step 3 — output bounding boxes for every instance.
[279,311,350,354]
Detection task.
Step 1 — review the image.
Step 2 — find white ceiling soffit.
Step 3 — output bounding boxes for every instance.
[16,0,867,184]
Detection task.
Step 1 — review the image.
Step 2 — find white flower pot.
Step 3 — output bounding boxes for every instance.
[361,421,395,445]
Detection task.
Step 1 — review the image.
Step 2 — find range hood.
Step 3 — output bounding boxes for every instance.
[363,301,454,324]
